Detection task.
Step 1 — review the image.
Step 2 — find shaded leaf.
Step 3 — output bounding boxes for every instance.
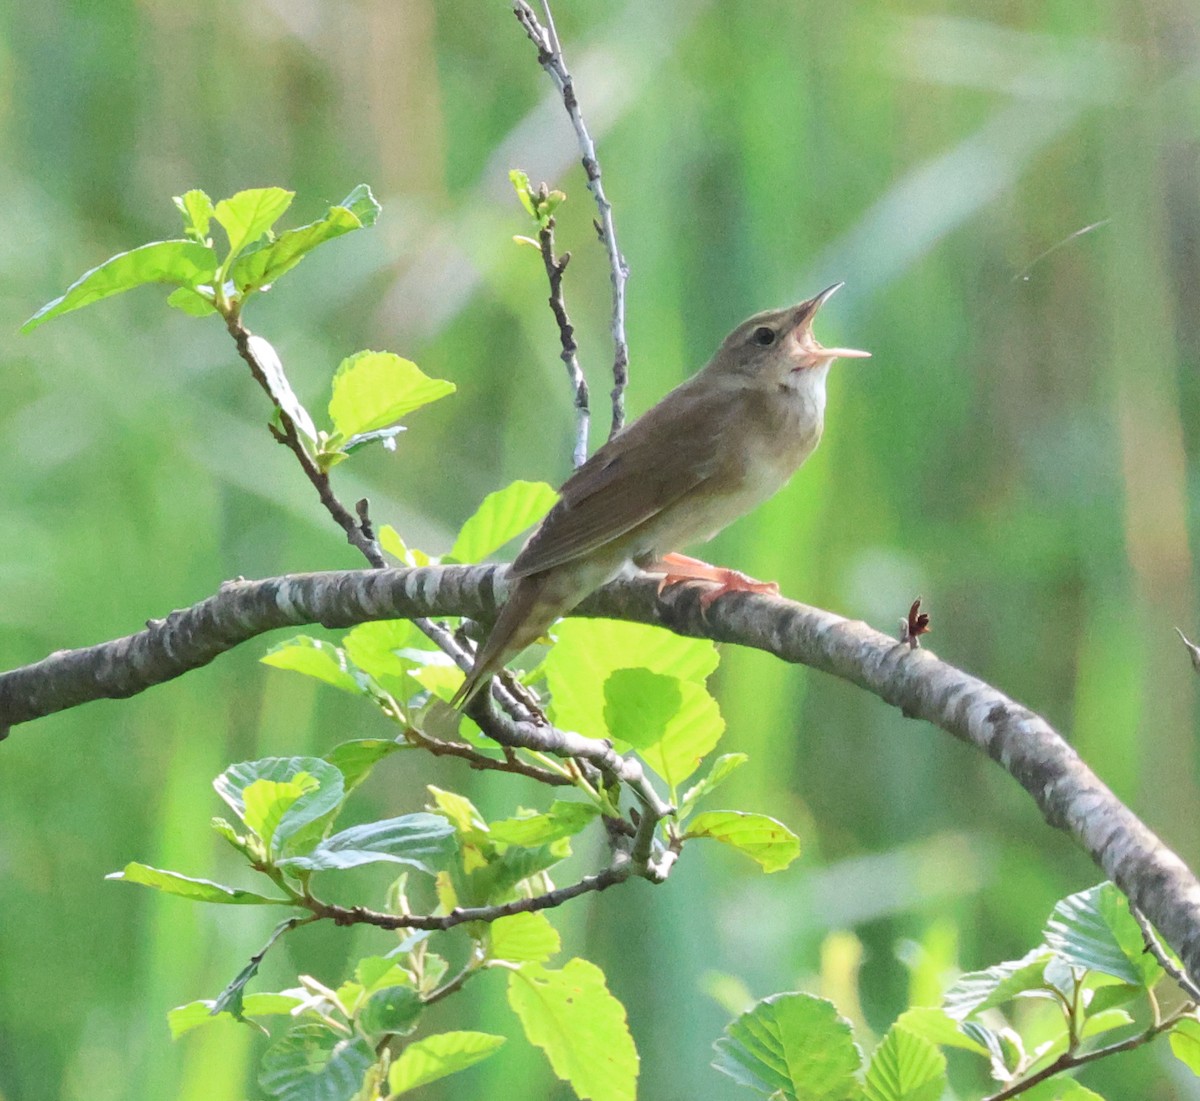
[893,1007,990,1055]
[508,959,638,1101]
[1044,883,1158,986]
[259,1023,373,1101]
[712,991,862,1100]
[358,985,423,1039]
[943,947,1054,1020]
[277,813,457,873]
[679,753,749,819]
[168,992,303,1037]
[323,739,404,794]
[22,240,218,332]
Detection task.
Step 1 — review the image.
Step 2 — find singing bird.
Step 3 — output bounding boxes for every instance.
[453,282,869,708]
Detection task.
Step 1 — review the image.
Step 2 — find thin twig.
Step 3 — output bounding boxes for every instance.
[537,211,590,467]
[513,0,630,438]
[1132,904,1200,1003]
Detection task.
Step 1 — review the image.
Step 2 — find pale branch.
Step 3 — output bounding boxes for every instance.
[4,565,1200,987]
[537,210,590,468]
[514,0,630,437]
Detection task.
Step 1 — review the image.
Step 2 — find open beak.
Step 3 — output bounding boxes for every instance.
[804,282,871,360]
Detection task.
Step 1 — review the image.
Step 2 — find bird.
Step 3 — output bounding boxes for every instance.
[452,282,869,708]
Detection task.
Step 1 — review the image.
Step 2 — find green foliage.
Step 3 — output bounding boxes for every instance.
[510,168,566,230]
[387,1031,507,1095]
[716,881,1200,1100]
[450,479,558,562]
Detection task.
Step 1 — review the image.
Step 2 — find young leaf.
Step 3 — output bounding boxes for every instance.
[450,480,558,562]
[276,813,457,873]
[212,187,294,258]
[166,285,217,317]
[261,636,367,695]
[464,844,564,908]
[487,911,562,964]
[685,811,800,873]
[1170,1017,1200,1076]
[1044,883,1159,986]
[379,525,434,567]
[259,1022,374,1101]
[509,169,539,220]
[174,189,215,241]
[22,240,219,332]
[507,959,638,1101]
[679,753,750,820]
[487,800,600,847]
[713,991,862,1100]
[864,1025,947,1101]
[604,669,724,790]
[327,351,455,440]
[892,1007,990,1055]
[388,1031,506,1096]
[243,775,321,855]
[545,619,720,737]
[230,184,381,291]
[323,738,404,794]
[244,335,320,443]
[943,947,1054,1020]
[106,863,287,905]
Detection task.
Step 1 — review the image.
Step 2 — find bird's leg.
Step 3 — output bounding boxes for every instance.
[650,552,780,610]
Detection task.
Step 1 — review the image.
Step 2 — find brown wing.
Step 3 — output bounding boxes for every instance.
[512,379,732,577]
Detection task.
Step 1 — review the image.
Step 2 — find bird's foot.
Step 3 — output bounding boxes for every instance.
[652,552,780,610]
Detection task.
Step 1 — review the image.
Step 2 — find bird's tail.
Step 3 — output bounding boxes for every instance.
[451,573,556,710]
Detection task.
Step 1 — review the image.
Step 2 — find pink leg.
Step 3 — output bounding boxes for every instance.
[651,552,780,610]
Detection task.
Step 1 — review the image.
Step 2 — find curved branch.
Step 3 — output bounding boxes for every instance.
[4,564,1200,987]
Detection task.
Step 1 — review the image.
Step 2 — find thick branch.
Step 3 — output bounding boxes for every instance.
[4,564,1200,987]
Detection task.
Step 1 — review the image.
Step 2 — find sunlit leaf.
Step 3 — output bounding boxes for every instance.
[22,240,219,332]
[712,991,862,1100]
[685,811,800,873]
[679,753,750,820]
[487,911,562,964]
[1170,1017,1200,1076]
[943,947,1054,1020]
[106,863,286,905]
[327,351,455,439]
[165,285,217,316]
[173,188,214,241]
[864,1025,946,1101]
[450,480,557,562]
[388,1031,506,1095]
[488,800,600,847]
[261,637,368,695]
[892,1008,989,1055]
[1044,883,1159,986]
[323,738,404,794]
[243,775,320,855]
[213,186,294,257]
[508,959,638,1101]
[168,992,303,1037]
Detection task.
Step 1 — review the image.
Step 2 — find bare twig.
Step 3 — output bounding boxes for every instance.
[1132,904,1200,1003]
[513,0,630,438]
[537,209,590,467]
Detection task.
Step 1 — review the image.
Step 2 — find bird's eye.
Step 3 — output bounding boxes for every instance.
[751,326,776,346]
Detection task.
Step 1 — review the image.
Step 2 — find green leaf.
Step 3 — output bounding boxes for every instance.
[1170,1017,1200,1076]
[427,786,488,838]
[487,911,562,963]
[1044,883,1159,986]
[323,738,404,794]
[712,991,863,1101]
[545,619,720,737]
[604,669,725,790]
[358,985,423,1039]
[174,189,214,241]
[892,1007,990,1055]
[214,757,346,857]
[259,1023,373,1101]
[231,184,380,291]
[388,1031,506,1096]
[22,240,219,332]
[166,285,217,316]
[212,918,301,1023]
[168,992,303,1037]
[510,169,538,219]
[679,753,750,820]
[212,186,294,258]
[327,351,455,439]
[1079,1006,1134,1039]
[507,959,638,1101]
[488,800,600,847]
[261,637,369,695]
[943,947,1054,1020]
[379,525,434,567]
[1019,1081,1106,1101]
[465,844,564,907]
[276,813,457,873]
[451,480,558,562]
[685,811,800,873]
[243,774,321,855]
[106,863,286,905]
[864,1026,946,1101]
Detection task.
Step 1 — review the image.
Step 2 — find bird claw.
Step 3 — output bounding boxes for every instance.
[653,554,779,611]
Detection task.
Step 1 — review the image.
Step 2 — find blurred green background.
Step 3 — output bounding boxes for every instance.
[2,0,1199,1097]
